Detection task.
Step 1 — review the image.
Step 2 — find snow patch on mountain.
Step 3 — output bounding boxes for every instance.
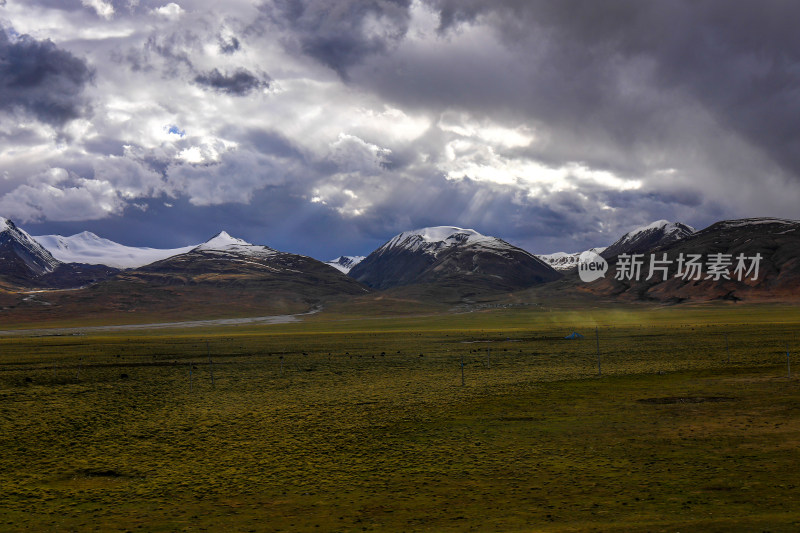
[378,226,519,257]
[194,231,252,250]
[325,255,365,273]
[617,220,696,244]
[35,231,195,269]
[193,231,277,257]
[537,247,607,271]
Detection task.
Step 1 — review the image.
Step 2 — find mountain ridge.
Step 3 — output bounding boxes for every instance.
[325,256,365,274]
[34,231,196,269]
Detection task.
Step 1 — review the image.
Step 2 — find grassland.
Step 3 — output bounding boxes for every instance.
[1,304,800,531]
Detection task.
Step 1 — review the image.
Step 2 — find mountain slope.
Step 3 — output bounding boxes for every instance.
[35,231,195,269]
[602,220,695,258]
[325,256,366,274]
[0,217,60,282]
[349,226,560,294]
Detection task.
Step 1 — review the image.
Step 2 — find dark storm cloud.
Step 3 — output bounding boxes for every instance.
[219,35,240,54]
[193,68,270,96]
[18,0,84,10]
[142,30,201,72]
[412,0,800,181]
[6,0,799,257]
[238,128,307,160]
[263,0,413,78]
[0,27,93,125]
[84,138,127,157]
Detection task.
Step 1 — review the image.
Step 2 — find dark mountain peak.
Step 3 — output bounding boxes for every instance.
[0,216,61,279]
[602,220,695,259]
[349,225,560,293]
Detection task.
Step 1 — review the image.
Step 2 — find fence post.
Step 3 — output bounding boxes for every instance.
[725,333,730,364]
[207,341,215,388]
[787,343,791,379]
[596,327,601,376]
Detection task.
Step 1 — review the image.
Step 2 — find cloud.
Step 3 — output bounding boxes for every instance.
[165,149,289,206]
[92,154,168,200]
[0,168,123,222]
[0,27,94,125]
[152,2,183,19]
[413,0,800,182]
[81,0,115,19]
[264,0,413,78]
[193,68,270,95]
[218,34,240,54]
[3,0,800,259]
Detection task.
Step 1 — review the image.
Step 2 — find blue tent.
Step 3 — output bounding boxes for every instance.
[564,332,584,339]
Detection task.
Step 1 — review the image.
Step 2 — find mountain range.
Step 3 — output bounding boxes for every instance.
[565,217,800,303]
[1,216,798,322]
[34,231,196,269]
[536,220,696,271]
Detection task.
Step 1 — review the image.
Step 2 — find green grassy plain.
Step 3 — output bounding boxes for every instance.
[1,304,800,531]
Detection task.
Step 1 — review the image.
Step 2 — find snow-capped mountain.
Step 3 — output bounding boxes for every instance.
[1,217,60,277]
[535,220,693,270]
[601,220,695,258]
[192,231,255,252]
[34,231,195,269]
[575,217,800,302]
[537,247,607,271]
[138,230,282,269]
[378,226,503,255]
[125,230,367,301]
[1,218,118,289]
[325,255,365,274]
[185,231,281,261]
[349,226,560,292]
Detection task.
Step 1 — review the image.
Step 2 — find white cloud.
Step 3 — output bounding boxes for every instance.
[438,112,535,148]
[0,170,123,222]
[92,155,168,200]
[81,0,115,20]
[152,3,184,20]
[328,134,390,174]
[166,149,286,206]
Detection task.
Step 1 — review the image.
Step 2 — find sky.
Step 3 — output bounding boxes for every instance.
[1,0,799,259]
